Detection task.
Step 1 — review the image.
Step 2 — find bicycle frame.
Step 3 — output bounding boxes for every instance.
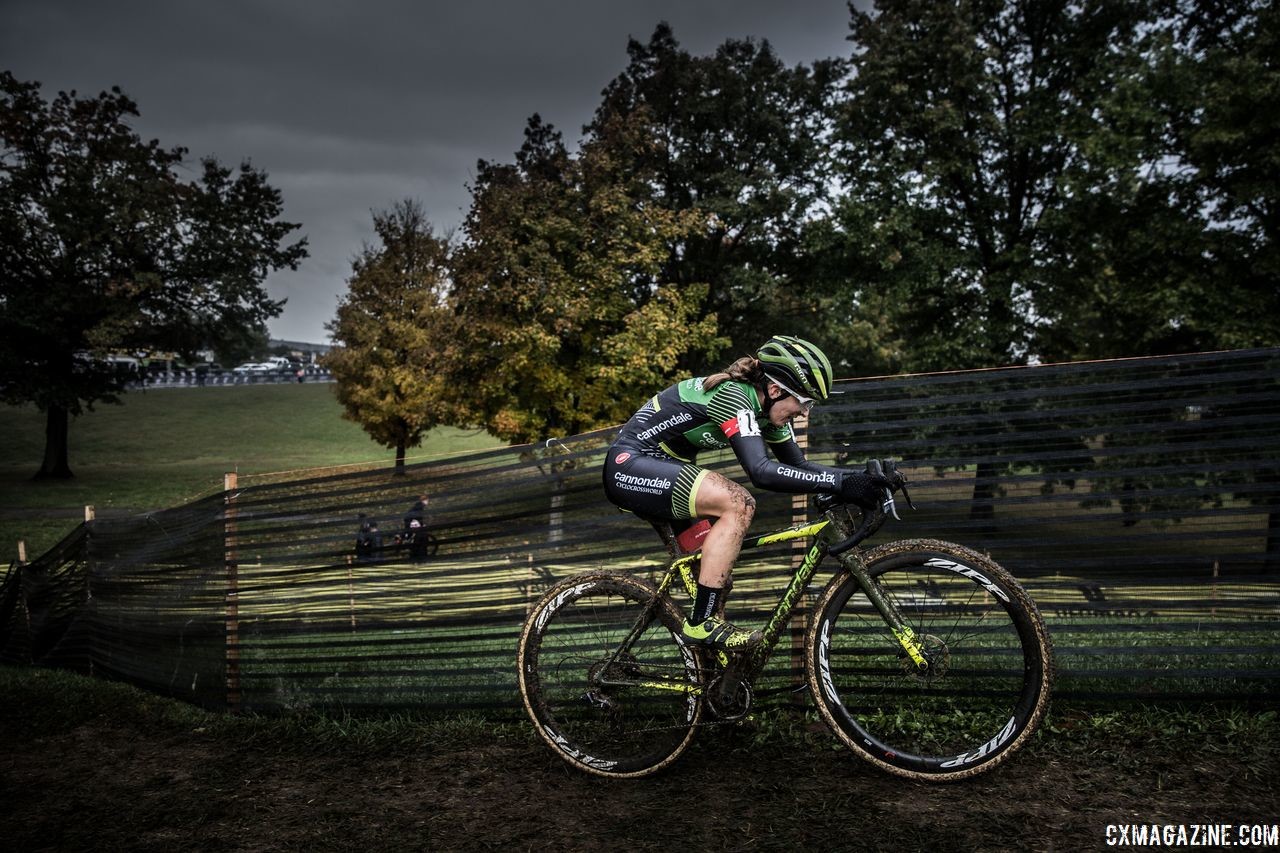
[604,509,928,697]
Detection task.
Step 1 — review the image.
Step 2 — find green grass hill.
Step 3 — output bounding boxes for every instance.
[0,383,502,560]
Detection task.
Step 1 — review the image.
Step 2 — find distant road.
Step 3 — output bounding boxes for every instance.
[131,369,335,389]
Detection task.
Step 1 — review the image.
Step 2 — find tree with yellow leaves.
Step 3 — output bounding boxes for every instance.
[447,113,725,445]
[324,200,452,472]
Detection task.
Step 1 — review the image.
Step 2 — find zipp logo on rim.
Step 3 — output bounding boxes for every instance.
[817,620,837,703]
[940,716,1018,767]
[924,557,1010,602]
[545,726,617,771]
[536,582,593,632]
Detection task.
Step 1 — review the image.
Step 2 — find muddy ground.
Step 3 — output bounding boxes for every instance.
[2,683,1277,853]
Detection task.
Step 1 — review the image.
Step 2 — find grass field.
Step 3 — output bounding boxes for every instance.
[0,383,503,560]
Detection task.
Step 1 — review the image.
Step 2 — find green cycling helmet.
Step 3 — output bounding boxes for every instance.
[757,335,834,402]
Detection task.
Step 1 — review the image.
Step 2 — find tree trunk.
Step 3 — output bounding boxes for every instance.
[1262,466,1279,573]
[394,440,406,476]
[969,460,997,523]
[1266,507,1278,574]
[35,404,74,479]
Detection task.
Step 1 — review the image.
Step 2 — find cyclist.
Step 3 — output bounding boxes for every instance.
[602,335,888,652]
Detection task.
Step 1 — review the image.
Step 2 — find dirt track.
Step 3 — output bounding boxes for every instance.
[2,702,1277,853]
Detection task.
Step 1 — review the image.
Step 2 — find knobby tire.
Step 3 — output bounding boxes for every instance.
[806,539,1053,782]
[517,572,704,778]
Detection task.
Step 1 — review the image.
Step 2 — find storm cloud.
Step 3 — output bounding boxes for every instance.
[3,0,859,342]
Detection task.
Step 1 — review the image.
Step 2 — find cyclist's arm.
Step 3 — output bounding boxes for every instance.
[731,430,847,493]
[707,381,856,494]
[768,430,808,467]
[715,408,845,494]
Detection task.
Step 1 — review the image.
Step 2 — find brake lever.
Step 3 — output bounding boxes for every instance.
[882,488,900,521]
[881,478,916,520]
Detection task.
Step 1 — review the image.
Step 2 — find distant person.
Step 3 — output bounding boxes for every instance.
[402,493,437,561]
[355,514,383,563]
[296,366,305,383]
[404,491,430,525]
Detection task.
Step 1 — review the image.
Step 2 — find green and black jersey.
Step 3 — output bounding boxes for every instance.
[603,376,849,520]
[623,377,795,461]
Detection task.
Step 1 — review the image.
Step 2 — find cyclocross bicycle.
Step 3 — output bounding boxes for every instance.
[517,462,1054,782]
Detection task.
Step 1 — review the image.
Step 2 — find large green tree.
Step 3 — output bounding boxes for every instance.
[445,113,724,444]
[0,73,306,477]
[1035,0,1280,360]
[836,0,1160,371]
[832,0,1157,522]
[587,24,851,369]
[836,0,1278,370]
[324,200,452,472]
[833,0,1279,524]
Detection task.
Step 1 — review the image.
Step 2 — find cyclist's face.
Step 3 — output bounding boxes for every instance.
[766,384,810,426]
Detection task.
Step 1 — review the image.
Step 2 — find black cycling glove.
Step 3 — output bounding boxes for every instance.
[838,471,883,510]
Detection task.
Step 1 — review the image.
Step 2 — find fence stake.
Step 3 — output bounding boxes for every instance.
[790,416,810,695]
[224,472,241,713]
[84,505,95,522]
[1211,560,1219,617]
[346,556,357,631]
[16,540,26,565]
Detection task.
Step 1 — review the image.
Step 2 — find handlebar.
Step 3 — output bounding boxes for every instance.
[815,459,915,556]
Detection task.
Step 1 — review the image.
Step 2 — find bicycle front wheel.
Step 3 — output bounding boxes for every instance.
[518,572,703,778]
[806,539,1053,782]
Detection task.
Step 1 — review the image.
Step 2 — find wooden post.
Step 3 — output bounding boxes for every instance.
[224,472,241,712]
[346,556,357,631]
[1210,560,1219,618]
[82,507,95,676]
[790,416,810,693]
[16,540,26,565]
[527,553,535,616]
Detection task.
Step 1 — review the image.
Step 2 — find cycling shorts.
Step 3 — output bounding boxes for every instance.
[602,444,708,521]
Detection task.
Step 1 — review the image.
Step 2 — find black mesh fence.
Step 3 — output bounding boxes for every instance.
[2,348,1277,712]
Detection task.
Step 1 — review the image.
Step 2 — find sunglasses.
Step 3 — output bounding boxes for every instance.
[767,375,815,413]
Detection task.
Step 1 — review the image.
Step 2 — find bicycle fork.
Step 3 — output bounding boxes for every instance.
[835,550,930,673]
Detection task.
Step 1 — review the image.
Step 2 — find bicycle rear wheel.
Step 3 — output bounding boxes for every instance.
[806,539,1053,781]
[518,572,703,778]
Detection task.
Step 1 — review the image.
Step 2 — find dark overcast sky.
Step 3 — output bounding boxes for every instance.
[3,0,866,344]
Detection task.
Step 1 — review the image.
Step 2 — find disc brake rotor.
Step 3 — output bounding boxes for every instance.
[899,633,950,683]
